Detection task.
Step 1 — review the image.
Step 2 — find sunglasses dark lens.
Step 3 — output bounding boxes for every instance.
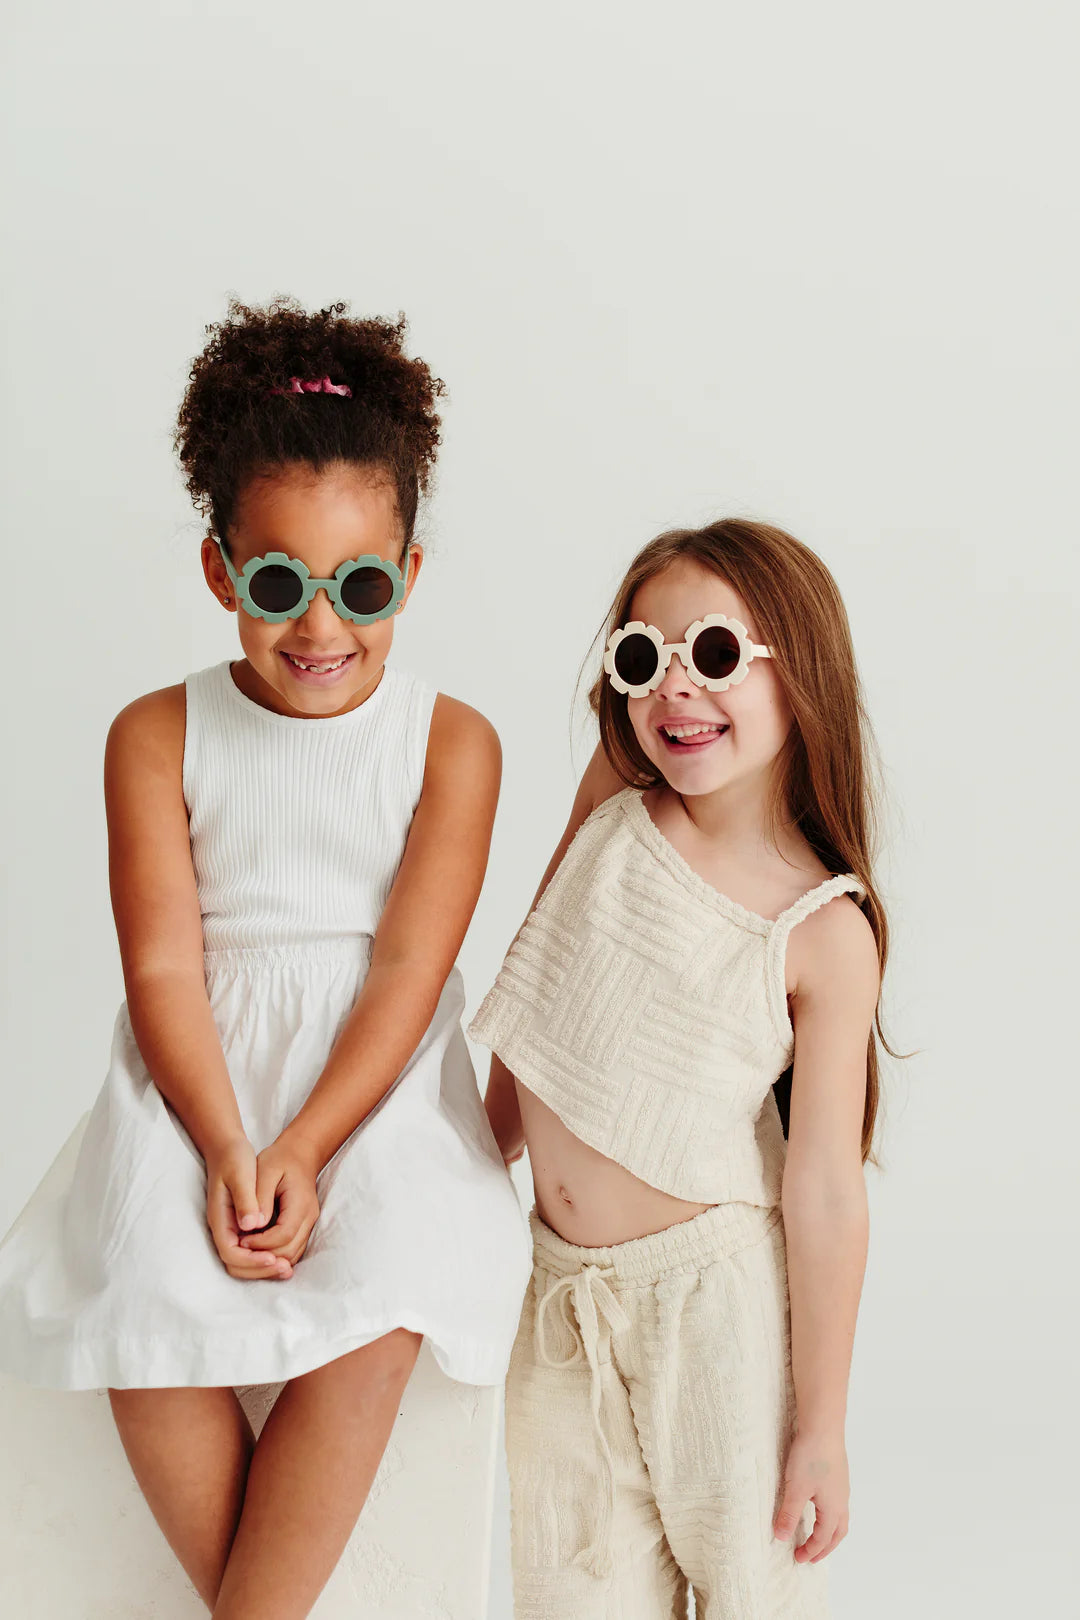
[612,632,661,688]
[691,625,741,681]
[247,564,305,615]
[338,566,395,617]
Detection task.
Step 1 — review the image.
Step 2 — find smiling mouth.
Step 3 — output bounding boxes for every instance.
[280,651,357,675]
[659,721,729,747]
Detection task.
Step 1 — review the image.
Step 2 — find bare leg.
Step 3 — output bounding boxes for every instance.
[212,1328,422,1620]
[109,1385,255,1609]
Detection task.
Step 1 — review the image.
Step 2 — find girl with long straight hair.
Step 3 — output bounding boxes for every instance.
[471,518,888,1619]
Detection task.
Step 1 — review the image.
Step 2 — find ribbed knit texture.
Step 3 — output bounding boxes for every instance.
[468,788,864,1206]
[184,660,434,953]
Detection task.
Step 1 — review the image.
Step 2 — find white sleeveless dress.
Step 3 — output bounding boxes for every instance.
[0,659,532,1390]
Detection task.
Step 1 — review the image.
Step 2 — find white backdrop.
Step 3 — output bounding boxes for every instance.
[2,2,1078,1615]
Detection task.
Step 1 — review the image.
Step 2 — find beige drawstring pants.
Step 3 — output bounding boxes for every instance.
[504,1201,831,1619]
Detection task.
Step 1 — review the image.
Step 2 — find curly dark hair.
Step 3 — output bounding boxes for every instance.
[175,298,445,548]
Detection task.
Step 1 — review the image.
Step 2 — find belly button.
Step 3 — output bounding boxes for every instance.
[557,1185,574,1206]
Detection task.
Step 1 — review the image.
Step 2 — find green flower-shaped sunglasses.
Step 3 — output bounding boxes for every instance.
[217,540,409,625]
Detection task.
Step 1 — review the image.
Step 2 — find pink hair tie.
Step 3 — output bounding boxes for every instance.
[271,376,352,397]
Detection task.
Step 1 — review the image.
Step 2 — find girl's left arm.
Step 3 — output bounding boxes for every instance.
[774,897,880,1563]
[240,696,501,1265]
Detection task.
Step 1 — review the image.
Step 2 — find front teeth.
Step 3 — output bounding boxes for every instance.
[286,653,349,673]
[663,723,720,739]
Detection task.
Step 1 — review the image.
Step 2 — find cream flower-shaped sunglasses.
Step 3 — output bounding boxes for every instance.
[603,614,773,699]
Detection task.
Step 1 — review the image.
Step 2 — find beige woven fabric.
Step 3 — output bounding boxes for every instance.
[468,788,863,1205]
[504,1201,831,1620]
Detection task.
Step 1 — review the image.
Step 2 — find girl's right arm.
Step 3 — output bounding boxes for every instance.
[483,743,624,1164]
[104,689,288,1279]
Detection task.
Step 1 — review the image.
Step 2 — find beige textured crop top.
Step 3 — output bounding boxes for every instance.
[468,788,865,1207]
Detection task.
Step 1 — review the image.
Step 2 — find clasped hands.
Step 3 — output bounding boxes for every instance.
[206,1133,322,1281]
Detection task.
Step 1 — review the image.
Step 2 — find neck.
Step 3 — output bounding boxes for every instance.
[671,761,798,866]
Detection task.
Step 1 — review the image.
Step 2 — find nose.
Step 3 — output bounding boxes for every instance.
[655,652,695,699]
[294,586,344,641]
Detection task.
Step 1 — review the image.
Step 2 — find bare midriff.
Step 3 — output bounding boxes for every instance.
[517,1081,714,1248]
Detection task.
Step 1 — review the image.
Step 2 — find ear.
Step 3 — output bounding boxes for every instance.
[399,543,424,609]
[201,535,236,611]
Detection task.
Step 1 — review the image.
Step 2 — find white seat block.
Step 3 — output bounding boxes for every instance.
[0,1348,498,1618]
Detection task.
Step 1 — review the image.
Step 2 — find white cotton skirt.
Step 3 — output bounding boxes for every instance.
[0,940,533,1390]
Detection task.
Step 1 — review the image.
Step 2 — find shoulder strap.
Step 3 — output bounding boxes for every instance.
[181,662,226,809]
[400,669,439,811]
[776,873,866,936]
[594,785,637,822]
[764,874,866,1045]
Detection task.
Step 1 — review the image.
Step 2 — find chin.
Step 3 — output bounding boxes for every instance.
[652,752,745,800]
[660,766,730,796]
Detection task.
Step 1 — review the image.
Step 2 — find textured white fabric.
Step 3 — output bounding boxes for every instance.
[0,659,532,1390]
[505,1202,831,1619]
[468,788,864,1206]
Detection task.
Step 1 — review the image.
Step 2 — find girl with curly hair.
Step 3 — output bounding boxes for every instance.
[0,298,531,1618]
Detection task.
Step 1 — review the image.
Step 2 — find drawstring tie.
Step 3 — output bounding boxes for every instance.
[534,1263,634,1580]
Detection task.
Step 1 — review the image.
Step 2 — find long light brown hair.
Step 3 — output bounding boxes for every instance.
[587,519,890,1162]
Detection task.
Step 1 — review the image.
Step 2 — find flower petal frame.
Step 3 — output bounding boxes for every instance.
[681,614,771,692]
[603,613,772,697]
[217,543,408,626]
[603,621,669,698]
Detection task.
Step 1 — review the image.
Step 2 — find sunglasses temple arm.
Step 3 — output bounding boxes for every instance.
[216,541,240,586]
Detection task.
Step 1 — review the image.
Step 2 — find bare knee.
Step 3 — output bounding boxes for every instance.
[108,1384,172,1430]
[300,1327,422,1399]
[108,1385,141,1410]
[108,1384,243,1428]
[376,1325,423,1364]
[349,1326,422,1387]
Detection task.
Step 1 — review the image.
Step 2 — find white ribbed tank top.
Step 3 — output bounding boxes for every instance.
[183,660,436,953]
